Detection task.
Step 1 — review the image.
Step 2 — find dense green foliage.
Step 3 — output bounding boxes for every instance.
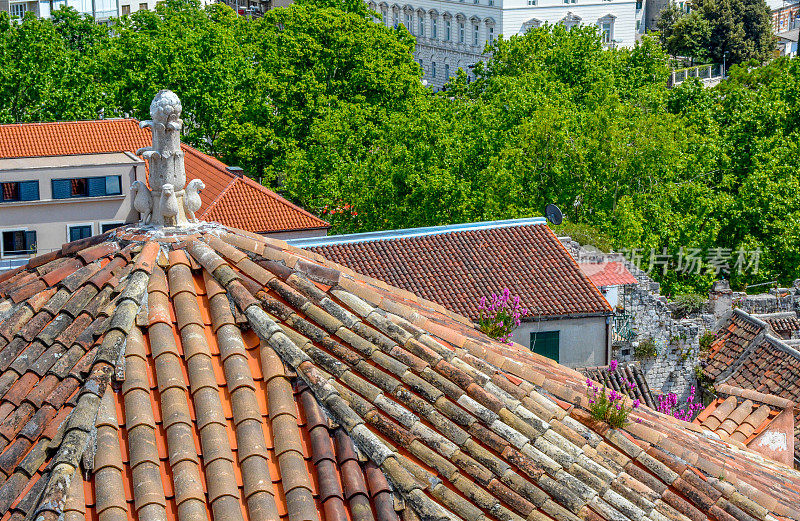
[0,0,798,295]
[657,0,775,65]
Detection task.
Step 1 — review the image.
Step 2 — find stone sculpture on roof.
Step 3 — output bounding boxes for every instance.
[133,89,203,226]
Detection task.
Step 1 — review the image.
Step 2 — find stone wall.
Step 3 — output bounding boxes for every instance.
[560,237,711,402]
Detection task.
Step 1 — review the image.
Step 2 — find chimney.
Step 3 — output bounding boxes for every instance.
[709,279,733,319]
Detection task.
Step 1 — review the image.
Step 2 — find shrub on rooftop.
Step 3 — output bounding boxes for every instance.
[585,361,640,428]
[477,288,529,345]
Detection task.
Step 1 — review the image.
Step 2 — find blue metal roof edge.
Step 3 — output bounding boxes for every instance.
[286,217,548,248]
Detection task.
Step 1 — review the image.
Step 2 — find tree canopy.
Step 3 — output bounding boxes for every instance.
[0,1,797,295]
[657,0,775,65]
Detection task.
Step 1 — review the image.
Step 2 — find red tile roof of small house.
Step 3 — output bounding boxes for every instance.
[297,218,613,322]
[0,224,798,521]
[578,262,638,288]
[752,312,800,341]
[703,309,800,467]
[0,119,329,234]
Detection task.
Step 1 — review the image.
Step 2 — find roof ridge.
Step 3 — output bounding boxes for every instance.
[715,383,795,410]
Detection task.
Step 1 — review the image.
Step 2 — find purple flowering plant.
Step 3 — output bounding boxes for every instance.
[586,360,640,428]
[656,385,704,422]
[477,288,529,345]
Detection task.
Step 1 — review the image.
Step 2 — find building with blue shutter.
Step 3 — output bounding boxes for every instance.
[0,152,143,272]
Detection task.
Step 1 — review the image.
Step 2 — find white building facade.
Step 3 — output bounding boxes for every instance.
[368,0,642,89]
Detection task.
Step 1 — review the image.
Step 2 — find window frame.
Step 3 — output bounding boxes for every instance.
[67,223,95,243]
[459,21,465,43]
[0,180,39,203]
[432,17,438,38]
[1,228,37,258]
[530,330,560,362]
[100,221,126,234]
[51,175,123,200]
[9,2,26,18]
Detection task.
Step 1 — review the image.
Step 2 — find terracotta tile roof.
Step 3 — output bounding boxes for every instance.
[0,225,798,521]
[578,362,656,409]
[578,262,638,288]
[0,119,329,234]
[703,309,800,467]
[304,221,612,322]
[694,384,792,445]
[753,313,800,340]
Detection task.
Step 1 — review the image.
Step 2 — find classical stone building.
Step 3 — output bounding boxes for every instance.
[368,0,643,89]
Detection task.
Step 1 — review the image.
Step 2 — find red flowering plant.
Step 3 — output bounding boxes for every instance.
[477,289,529,344]
[656,385,704,422]
[586,360,640,428]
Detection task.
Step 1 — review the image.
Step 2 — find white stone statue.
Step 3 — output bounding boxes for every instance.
[160,184,179,226]
[133,90,204,227]
[184,179,205,222]
[131,181,152,224]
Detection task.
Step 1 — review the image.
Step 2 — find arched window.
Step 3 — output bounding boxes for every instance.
[432,61,437,77]
[472,23,479,45]
[458,21,465,43]
[598,15,616,45]
[445,63,450,78]
[432,16,438,38]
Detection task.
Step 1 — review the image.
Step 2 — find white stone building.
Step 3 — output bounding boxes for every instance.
[368,0,643,89]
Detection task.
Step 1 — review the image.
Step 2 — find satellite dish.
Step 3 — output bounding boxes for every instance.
[544,204,563,225]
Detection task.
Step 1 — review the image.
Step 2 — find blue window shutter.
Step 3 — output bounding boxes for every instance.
[105,176,121,195]
[88,177,106,197]
[19,181,39,201]
[52,179,71,199]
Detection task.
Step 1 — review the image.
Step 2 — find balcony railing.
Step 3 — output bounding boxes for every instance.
[668,63,723,87]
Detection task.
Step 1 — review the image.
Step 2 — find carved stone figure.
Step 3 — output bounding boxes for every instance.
[131,181,153,225]
[160,184,179,226]
[184,179,205,222]
[132,90,202,226]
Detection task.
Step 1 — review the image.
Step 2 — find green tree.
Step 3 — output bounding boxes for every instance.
[657,0,775,65]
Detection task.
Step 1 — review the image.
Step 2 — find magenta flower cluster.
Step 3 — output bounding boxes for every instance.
[477,288,529,345]
[656,385,704,422]
[586,360,640,428]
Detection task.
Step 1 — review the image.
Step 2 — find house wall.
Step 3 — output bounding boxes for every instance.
[511,315,610,368]
[0,153,143,264]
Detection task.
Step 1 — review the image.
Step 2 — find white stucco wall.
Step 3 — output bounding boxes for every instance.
[511,315,610,367]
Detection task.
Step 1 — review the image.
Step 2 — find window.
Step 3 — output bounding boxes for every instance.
[488,0,494,4]
[9,3,26,18]
[101,222,125,233]
[530,331,559,362]
[636,20,641,30]
[69,224,93,242]
[381,7,388,23]
[392,12,398,27]
[404,12,412,32]
[599,20,613,43]
[488,26,494,43]
[635,0,642,8]
[474,0,479,4]
[445,20,451,40]
[121,4,130,14]
[527,0,536,4]
[432,18,438,38]
[139,2,147,10]
[445,64,450,78]
[419,16,424,36]
[52,176,122,199]
[473,24,479,45]
[459,22,465,43]
[0,181,38,203]
[2,230,36,257]
[432,61,437,77]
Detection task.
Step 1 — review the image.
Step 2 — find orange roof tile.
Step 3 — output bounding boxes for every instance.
[0,119,329,234]
[0,225,799,521]
[578,261,638,287]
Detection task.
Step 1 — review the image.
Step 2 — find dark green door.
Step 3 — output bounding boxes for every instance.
[530,331,560,362]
